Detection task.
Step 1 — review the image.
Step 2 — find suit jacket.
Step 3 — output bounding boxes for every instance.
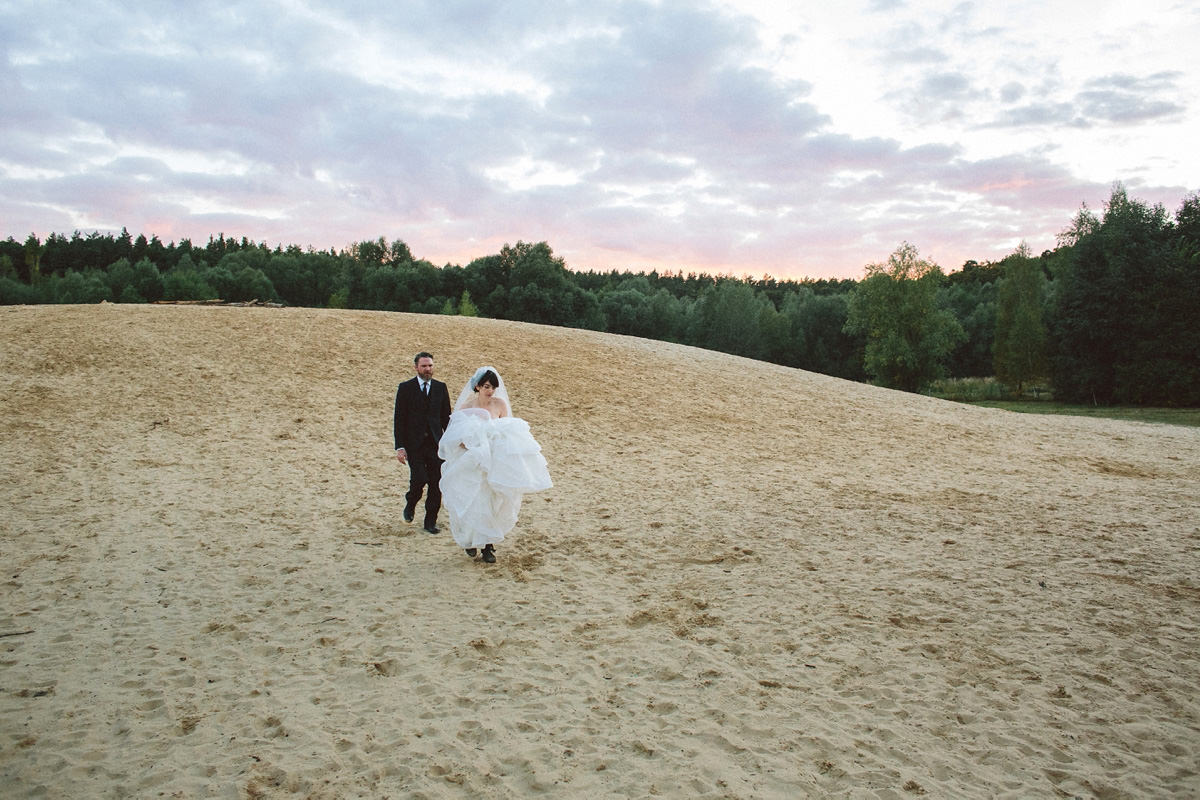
[394,377,451,453]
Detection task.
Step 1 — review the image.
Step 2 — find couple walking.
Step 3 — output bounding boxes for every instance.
[393,352,551,563]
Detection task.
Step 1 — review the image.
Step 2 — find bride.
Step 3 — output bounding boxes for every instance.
[437,366,552,562]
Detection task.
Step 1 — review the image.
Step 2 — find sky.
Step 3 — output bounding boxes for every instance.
[1,0,1197,280]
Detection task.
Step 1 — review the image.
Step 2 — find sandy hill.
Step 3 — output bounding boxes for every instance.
[1,304,1198,799]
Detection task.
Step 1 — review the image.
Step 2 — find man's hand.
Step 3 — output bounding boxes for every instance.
[395,448,407,465]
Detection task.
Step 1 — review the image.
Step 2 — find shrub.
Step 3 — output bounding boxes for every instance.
[118,285,146,303]
[922,377,1013,402]
[55,270,112,303]
[0,276,40,304]
[162,269,218,301]
[228,266,277,303]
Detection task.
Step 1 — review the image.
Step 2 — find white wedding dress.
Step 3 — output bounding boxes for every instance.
[437,406,552,548]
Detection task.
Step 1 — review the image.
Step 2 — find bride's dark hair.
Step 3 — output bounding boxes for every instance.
[473,369,499,391]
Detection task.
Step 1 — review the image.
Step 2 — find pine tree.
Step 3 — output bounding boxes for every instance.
[459,290,478,317]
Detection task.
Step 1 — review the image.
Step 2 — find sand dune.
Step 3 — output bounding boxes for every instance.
[2,303,1198,799]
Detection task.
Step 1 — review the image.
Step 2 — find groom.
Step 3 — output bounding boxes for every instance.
[394,351,452,534]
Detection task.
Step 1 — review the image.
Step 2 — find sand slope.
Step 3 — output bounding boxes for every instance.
[1,304,1198,799]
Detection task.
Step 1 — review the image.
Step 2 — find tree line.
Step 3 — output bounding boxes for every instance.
[3,186,1196,405]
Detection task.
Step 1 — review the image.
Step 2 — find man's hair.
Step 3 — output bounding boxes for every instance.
[414,351,433,364]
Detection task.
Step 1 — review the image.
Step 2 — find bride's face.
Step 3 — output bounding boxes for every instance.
[476,381,496,399]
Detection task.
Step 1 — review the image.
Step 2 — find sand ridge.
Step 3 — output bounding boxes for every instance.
[1,303,1198,798]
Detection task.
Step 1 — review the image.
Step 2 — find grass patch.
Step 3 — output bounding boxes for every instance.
[924,378,1200,426]
[922,377,1013,403]
[968,401,1200,427]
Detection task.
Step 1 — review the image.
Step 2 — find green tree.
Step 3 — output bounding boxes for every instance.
[844,242,965,391]
[118,285,146,303]
[1177,192,1200,244]
[1050,185,1199,405]
[163,265,218,301]
[462,254,509,317]
[263,251,342,307]
[646,288,685,342]
[228,266,277,302]
[54,269,112,303]
[776,289,864,379]
[132,233,149,264]
[600,287,653,337]
[414,295,449,314]
[360,264,410,311]
[352,236,389,265]
[993,244,1047,394]
[129,257,164,302]
[0,276,40,304]
[500,241,603,329]
[940,281,997,377]
[458,289,478,317]
[328,287,349,308]
[758,299,790,365]
[404,261,445,309]
[106,258,138,301]
[203,264,236,299]
[687,281,769,359]
[388,239,414,265]
[24,234,43,285]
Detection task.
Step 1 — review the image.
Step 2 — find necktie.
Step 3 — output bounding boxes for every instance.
[421,381,428,395]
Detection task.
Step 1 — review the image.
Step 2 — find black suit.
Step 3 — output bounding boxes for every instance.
[393,377,452,527]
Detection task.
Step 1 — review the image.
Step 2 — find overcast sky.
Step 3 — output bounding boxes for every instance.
[2,0,1196,279]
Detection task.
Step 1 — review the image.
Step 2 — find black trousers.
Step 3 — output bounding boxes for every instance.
[405,437,442,527]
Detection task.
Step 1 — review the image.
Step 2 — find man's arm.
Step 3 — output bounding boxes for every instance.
[394,383,408,464]
[438,382,452,430]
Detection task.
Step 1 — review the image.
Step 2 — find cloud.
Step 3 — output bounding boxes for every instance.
[1075,72,1186,124]
[984,102,1090,129]
[884,47,950,65]
[0,0,1196,279]
[885,69,989,123]
[982,70,1186,129]
[998,81,1025,103]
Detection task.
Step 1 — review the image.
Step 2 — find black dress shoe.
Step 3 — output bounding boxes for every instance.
[402,508,414,523]
[465,548,477,557]
[481,544,496,563]
[423,525,440,534]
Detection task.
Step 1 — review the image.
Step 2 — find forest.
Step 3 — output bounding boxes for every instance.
[3,186,1197,406]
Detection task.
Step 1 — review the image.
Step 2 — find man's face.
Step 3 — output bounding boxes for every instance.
[415,357,434,380]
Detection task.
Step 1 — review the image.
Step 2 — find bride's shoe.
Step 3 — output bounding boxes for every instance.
[465,548,477,557]
[481,544,496,563]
